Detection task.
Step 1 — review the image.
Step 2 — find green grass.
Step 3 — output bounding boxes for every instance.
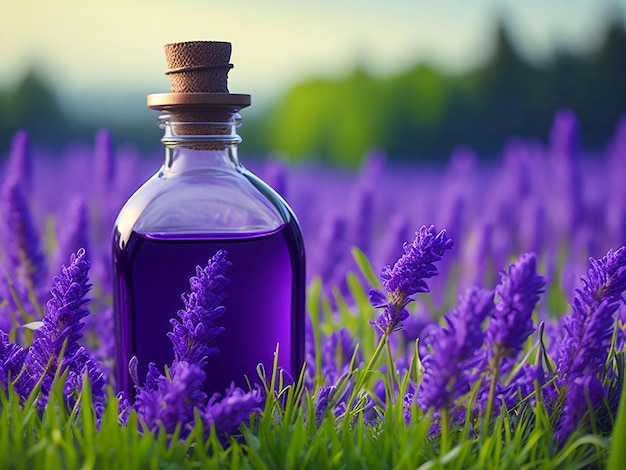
[0,371,617,469]
[0,253,623,469]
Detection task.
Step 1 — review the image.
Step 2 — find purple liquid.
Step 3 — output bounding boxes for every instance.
[113,224,305,397]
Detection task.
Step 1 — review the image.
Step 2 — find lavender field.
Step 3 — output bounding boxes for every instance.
[0,108,625,467]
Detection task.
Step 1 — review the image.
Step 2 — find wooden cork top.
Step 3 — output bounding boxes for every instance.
[148,40,251,110]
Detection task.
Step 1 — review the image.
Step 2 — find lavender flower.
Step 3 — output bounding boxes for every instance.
[132,359,208,434]
[402,380,418,424]
[0,330,26,391]
[606,117,626,247]
[500,362,544,410]
[550,109,580,160]
[460,219,493,290]
[36,248,91,353]
[56,196,90,266]
[499,322,555,411]
[204,384,263,438]
[0,182,47,292]
[556,247,626,440]
[314,385,337,426]
[93,129,116,194]
[133,363,262,437]
[518,197,546,255]
[304,315,317,388]
[347,181,374,253]
[557,247,626,380]
[484,252,546,374]
[557,374,605,442]
[4,130,32,190]
[418,288,494,411]
[132,250,263,439]
[312,370,361,423]
[167,249,232,367]
[313,212,348,286]
[89,306,115,370]
[320,328,362,384]
[369,225,452,333]
[548,109,583,236]
[262,158,288,198]
[17,249,105,405]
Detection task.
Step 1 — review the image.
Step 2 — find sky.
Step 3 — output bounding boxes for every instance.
[2,0,625,119]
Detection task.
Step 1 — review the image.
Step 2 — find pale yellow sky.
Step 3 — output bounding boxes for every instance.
[2,0,623,115]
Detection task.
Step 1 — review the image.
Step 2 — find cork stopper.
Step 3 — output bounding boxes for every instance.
[164,41,232,93]
[148,41,251,147]
[147,40,251,109]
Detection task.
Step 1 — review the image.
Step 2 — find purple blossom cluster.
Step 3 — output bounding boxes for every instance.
[555,247,626,440]
[414,253,545,417]
[418,288,494,411]
[412,247,624,441]
[129,250,263,438]
[369,225,453,333]
[0,248,105,411]
[484,252,546,374]
[0,107,625,442]
[168,250,231,367]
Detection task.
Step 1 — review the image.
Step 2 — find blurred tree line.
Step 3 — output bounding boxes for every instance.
[1,18,625,165]
[0,71,159,156]
[244,18,626,165]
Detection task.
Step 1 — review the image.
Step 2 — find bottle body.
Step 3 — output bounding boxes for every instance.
[112,120,305,397]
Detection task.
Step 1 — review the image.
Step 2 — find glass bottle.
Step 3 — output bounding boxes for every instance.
[112,41,305,397]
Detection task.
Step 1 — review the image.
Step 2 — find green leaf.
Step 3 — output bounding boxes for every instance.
[351,246,381,289]
[608,369,626,470]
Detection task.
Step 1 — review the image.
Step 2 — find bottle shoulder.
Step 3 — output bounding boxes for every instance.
[114,167,293,245]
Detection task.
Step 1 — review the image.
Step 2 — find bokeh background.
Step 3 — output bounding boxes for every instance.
[2,0,626,165]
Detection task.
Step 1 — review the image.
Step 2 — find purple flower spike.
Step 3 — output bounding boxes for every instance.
[370,225,453,333]
[558,247,626,381]
[314,385,337,426]
[485,252,546,372]
[167,250,232,367]
[381,225,453,295]
[501,362,544,410]
[418,288,495,411]
[550,109,580,159]
[0,182,47,291]
[320,328,362,383]
[93,129,116,193]
[263,158,288,198]
[134,360,208,435]
[17,249,105,405]
[40,249,91,352]
[347,181,374,253]
[0,330,26,391]
[56,196,90,266]
[548,110,582,236]
[133,251,243,437]
[557,374,606,443]
[204,384,263,438]
[556,247,626,440]
[314,212,348,285]
[5,130,32,189]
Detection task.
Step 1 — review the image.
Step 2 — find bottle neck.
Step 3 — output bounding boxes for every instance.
[158,108,243,172]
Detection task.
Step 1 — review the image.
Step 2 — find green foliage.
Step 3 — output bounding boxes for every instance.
[607,370,626,470]
[0,362,615,468]
[249,19,626,165]
[0,71,67,151]
[0,249,622,468]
